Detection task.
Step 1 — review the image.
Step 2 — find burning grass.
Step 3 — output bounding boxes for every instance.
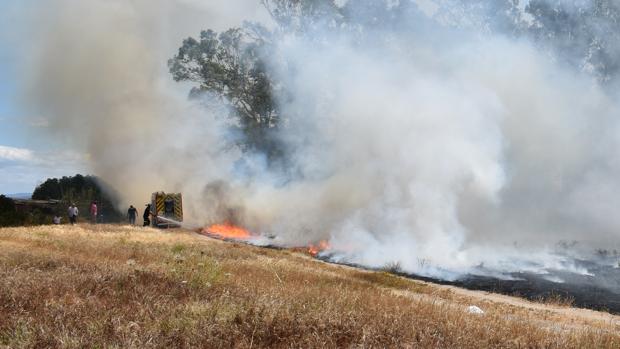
[203,223,252,240]
[1,224,620,348]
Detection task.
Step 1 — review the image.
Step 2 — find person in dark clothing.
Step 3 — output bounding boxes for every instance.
[143,204,152,227]
[128,205,138,225]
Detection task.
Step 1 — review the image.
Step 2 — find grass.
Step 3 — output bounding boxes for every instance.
[0,224,619,348]
[536,291,576,308]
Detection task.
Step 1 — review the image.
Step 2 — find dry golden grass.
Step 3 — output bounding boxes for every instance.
[1,224,619,348]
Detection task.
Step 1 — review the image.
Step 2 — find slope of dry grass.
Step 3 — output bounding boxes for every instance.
[1,224,619,348]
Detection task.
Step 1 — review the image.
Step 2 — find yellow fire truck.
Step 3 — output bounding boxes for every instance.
[151,192,183,228]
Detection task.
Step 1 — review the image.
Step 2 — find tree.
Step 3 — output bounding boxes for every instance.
[32,174,123,222]
[526,0,620,83]
[420,0,520,37]
[433,0,620,83]
[168,0,341,163]
[261,0,341,32]
[169,27,282,159]
[31,178,61,200]
[0,195,26,227]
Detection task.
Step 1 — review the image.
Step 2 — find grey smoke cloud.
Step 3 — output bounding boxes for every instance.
[14,0,620,279]
[16,0,268,222]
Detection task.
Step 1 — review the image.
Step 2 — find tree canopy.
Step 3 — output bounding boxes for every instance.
[169,27,281,159]
[32,174,123,222]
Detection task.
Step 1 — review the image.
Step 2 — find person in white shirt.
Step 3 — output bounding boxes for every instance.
[68,204,79,225]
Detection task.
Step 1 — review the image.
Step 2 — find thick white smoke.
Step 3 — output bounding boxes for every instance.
[16,0,620,279]
[238,26,620,277]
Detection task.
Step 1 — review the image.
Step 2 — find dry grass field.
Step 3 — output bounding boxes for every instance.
[1,224,620,348]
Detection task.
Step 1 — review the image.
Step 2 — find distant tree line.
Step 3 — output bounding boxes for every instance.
[32,174,123,222]
[0,174,123,227]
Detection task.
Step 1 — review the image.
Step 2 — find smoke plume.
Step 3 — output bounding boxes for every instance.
[17,0,267,222]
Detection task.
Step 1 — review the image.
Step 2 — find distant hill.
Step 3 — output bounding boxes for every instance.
[5,193,32,200]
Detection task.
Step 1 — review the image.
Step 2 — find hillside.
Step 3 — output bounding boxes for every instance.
[1,225,619,348]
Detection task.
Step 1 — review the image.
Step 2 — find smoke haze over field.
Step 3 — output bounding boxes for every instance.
[15,0,620,279]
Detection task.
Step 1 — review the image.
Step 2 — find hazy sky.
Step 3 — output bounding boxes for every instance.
[0,0,74,194]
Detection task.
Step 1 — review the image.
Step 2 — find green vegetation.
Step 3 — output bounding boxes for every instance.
[0,195,27,227]
[31,174,123,223]
[1,175,124,227]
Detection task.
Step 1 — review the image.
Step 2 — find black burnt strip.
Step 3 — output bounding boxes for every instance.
[316,254,620,315]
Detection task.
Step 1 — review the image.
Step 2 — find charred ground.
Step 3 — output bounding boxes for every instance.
[316,254,620,315]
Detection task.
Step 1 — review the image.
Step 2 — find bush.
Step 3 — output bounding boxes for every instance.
[0,195,27,227]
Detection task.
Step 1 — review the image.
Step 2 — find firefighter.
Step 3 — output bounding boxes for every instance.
[143,203,152,227]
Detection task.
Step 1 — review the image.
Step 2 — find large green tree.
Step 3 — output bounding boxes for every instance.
[169,27,281,158]
[168,0,340,162]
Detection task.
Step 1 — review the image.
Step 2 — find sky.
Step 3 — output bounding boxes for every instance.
[0,1,84,194]
[0,0,269,195]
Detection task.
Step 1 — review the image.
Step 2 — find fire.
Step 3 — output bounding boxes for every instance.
[308,240,330,256]
[204,223,252,239]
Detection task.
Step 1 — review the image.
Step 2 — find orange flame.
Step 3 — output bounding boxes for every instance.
[308,240,330,256]
[204,223,252,239]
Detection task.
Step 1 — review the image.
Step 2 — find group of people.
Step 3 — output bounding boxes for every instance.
[53,201,152,226]
[57,202,98,225]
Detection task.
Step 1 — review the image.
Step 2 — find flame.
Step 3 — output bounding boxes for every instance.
[204,223,252,239]
[308,240,330,256]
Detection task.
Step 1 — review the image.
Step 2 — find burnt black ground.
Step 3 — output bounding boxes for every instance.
[448,271,620,314]
[317,254,620,314]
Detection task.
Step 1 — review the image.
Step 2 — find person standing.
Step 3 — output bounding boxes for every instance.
[68,203,78,225]
[90,201,98,224]
[127,205,138,225]
[143,203,152,227]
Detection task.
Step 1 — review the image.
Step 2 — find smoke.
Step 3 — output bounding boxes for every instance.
[15,0,620,279]
[233,1,620,277]
[16,0,267,222]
